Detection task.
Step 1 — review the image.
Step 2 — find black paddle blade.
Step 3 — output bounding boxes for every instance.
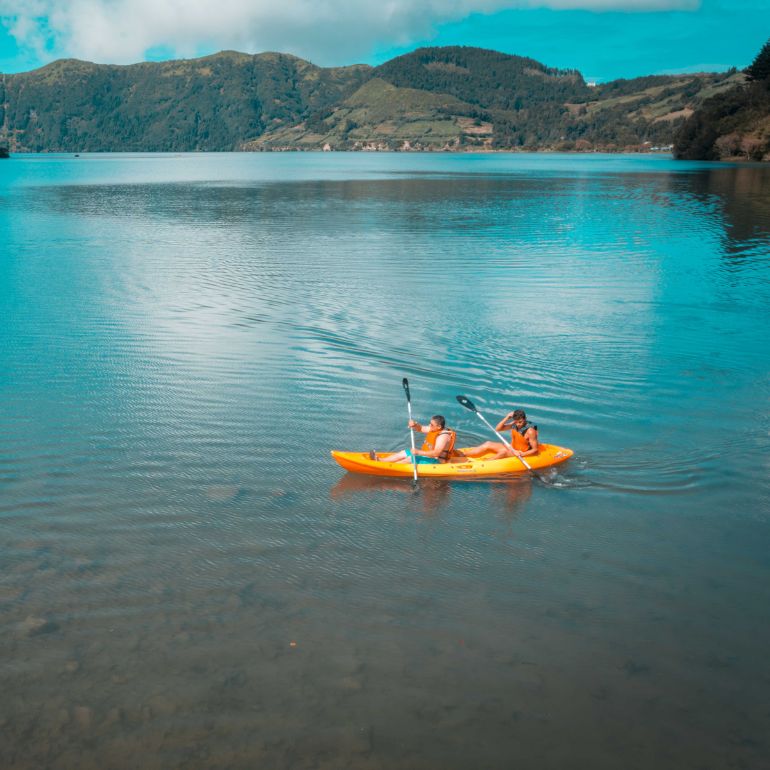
[402,378,411,402]
[456,395,477,412]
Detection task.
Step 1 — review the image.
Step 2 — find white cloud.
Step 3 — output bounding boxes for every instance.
[0,0,700,67]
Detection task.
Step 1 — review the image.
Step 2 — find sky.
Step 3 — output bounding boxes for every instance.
[0,0,766,83]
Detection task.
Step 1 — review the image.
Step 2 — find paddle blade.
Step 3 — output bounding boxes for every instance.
[402,378,411,403]
[456,395,477,412]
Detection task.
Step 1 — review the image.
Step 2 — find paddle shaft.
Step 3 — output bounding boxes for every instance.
[402,379,419,482]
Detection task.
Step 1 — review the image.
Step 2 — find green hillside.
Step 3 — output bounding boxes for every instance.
[674,40,770,161]
[252,48,739,151]
[244,77,482,150]
[0,45,744,153]
[0,51,369,152]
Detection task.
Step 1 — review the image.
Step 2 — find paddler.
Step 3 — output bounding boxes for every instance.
[462,409,539,461]
[371,415,457,465]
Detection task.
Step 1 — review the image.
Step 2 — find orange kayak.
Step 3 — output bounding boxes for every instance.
[330,443,573,479]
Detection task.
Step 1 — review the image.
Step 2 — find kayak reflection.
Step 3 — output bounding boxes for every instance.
[330,473,533,516]
[492,477,532,515]
[330,474,450,514]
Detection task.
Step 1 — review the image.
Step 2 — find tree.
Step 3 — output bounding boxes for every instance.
[714,132,742,158]
[745,39,770,82]
[740,135,766,161]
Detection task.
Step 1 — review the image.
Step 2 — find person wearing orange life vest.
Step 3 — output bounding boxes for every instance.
[371,415,457,465]
[462,409,539,461]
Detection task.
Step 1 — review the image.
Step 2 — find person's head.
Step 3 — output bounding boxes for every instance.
[430,415,446,430]
[512,409,526,425]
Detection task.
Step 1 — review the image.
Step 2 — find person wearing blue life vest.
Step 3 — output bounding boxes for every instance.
[462,409,539,461]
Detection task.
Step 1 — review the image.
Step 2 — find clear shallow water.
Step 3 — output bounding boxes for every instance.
[1,152,769,769]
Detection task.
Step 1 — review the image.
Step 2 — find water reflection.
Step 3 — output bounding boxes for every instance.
[490,477,533,515]
[330,474,451,515]
[330,473,419,497]
[678,165,770,259]
[331,473,533,517]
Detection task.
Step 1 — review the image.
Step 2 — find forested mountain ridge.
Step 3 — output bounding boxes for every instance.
[0,46,743,153]
[0,51,370,152]
[249,48,740,151]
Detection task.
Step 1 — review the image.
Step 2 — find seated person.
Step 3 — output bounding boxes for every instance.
[372,415,456,464]
[462,409,538,461]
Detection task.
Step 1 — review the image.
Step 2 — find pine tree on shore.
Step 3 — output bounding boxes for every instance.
[745,38,770,82]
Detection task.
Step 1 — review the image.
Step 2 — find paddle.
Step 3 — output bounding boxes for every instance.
[455,395,544,480]
[402,378,419,484]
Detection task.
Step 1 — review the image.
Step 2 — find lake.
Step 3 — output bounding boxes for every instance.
[1,152,769,769]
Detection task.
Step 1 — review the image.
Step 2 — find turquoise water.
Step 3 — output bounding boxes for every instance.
[1,152,769,769]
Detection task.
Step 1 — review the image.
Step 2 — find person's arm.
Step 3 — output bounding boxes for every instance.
[417,432,449,459]
[495,412,515,431]
[408,419,430,434]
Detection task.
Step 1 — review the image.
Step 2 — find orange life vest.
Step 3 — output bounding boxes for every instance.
[510,421,537,452]
[422,428,457,463]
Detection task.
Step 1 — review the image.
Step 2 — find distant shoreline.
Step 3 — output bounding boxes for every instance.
[2,147,678,157]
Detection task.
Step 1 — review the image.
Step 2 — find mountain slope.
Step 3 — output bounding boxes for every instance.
[0,46,743,153]
[674,40,770,161]
[251,48,740,151]
[244,77,487,150]
[0,51,370,152]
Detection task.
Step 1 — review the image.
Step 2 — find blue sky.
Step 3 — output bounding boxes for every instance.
[0,1,766,83]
